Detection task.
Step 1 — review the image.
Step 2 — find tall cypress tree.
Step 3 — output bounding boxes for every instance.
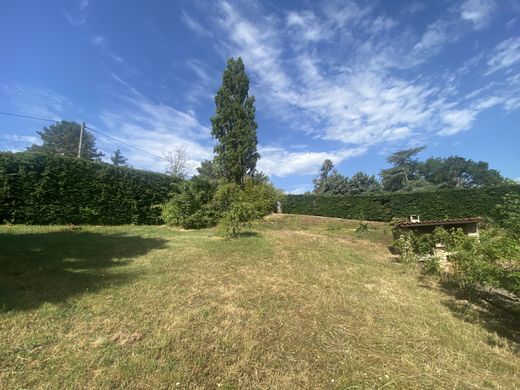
[211,57,260,185]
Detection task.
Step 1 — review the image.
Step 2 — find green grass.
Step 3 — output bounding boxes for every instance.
[1,216,519,388]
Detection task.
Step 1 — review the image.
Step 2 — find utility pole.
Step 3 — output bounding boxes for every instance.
[78,122,85,158]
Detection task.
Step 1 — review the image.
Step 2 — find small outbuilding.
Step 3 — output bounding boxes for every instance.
[396,216,484,237]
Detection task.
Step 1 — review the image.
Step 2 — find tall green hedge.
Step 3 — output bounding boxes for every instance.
[284,185,520,222]
[0,152,173,225]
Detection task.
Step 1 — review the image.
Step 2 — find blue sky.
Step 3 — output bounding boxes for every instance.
[1,0,519,192]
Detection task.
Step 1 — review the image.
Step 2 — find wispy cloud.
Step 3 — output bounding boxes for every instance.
[181,11,213,38]
[97,75,214,172]
[286,10,332,42]
[64,0,90,25]
[487,36,520,74]
[257,146,366,177]
[1,84,71,120]
[203,0,518,146]
[91,35,106,46]
[460,0,496,29]
[89,35,124,63]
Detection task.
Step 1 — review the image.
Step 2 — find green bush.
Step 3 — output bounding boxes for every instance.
[422,257,440,275]
[355,221,369,233]
[161,177,218,229]
[161,176,282,236]
[392,232,418,263]
[284,185,520,221]
[0,152,172,225]
[218,200,256,237]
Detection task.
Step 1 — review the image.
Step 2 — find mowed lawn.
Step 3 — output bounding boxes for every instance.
[1,215,519,389]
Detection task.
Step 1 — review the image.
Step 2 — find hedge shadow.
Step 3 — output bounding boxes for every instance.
[0,230,167,311]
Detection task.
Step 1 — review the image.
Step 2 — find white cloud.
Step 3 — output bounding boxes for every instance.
[286,10,332,42]
[460,0,496,29]
[487,37,520,74]
[91,35,106,46]
[79,0,89,10]
[97,77,213,172]
[1,84,71,120]
[181,11,212,38]
[257,146,366,177]
[439,109,477,136]
[287,184,312,194]
[208,0,518,153]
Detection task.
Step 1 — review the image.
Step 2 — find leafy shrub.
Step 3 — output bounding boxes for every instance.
[213,180,281,237]
[218,200,256,237]
[0,151,172,225]
[422,256,440,275]
[161,177,218,229]
[162,175,282,236]
[392,232,418,263]
[355,221,368,233]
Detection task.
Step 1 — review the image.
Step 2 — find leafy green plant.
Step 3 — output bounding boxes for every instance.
[392,233,418,263]
[162,177,218,229]
[218,200,256,238]
[422,256,440,275]
[355,221,368,233]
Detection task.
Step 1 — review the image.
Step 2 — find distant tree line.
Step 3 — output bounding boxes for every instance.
[313,146,508,195]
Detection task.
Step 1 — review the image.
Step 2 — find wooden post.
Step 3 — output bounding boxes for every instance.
[78,122,85,158]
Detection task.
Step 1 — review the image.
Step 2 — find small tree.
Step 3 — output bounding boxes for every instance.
[211,57,260,185]
[313,159,335,193]
[110,149,128,166]
[28,120,103,161]
[165,147,189,179]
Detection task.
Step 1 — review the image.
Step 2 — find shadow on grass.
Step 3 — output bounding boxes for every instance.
[0,230,167,312]
[421,277,520,351]
[235,231,261,238]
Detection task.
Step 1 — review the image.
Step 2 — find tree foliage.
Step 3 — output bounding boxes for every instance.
[313,159,334,193]
[381,146,427,192]
[111,149,128,166]
[211,57,260,185]
[28,121,103,161]
[380,147,505,192]
[196,159,220,181]
[161,175,282,235]
[419,156,505,188]
[345,172,381,195]
[313,160,381,195]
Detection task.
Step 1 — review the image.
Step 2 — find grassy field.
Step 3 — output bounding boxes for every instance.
[1,215,519,389]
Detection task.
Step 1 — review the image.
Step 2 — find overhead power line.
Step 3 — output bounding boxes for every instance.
[0,111,58,123]
[0,110,168,162]
[85,125,168,162]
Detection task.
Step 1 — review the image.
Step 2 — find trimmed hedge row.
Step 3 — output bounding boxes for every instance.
[0,152,173,225]
[284,185,520,222]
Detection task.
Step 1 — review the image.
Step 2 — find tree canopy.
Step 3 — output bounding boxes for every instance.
[380,146,427,192]
[313,160,381,195]
[211,57,260,185]
[110,149,128,166]
[28,121,103,161]
[380,147,505,191]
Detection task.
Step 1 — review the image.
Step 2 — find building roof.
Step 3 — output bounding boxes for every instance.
[396,217,484,228]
